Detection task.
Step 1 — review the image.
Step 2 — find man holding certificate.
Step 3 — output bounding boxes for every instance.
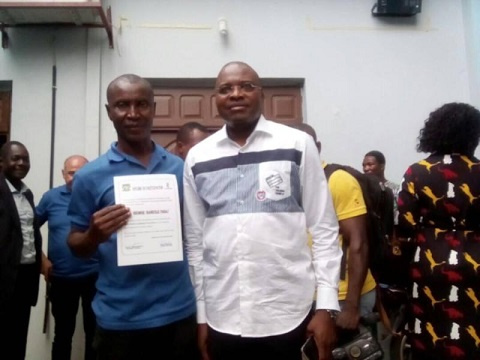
[183,62,342,360]
[67,74,197,360]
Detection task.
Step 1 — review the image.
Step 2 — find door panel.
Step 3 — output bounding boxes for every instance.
[263,88,302,126]
[153,89,223,129]
[0,91,11,133]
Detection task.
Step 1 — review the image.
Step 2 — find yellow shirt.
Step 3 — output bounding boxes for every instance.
[307,165,377,300]
[327,168,376,300]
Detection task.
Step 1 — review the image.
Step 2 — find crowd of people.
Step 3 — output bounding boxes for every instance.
[0,61,479,360]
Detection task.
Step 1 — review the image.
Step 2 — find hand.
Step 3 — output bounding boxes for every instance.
[198,323,210,360]
[335,304,360,330]
[88,204,131,244]
[41,253,53,282]
[307,310,337,360]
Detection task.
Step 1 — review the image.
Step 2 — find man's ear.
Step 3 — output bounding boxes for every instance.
[176,141,185,156]
[105,104,111,120]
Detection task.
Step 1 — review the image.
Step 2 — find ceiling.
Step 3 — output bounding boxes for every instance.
[0,1,113,48]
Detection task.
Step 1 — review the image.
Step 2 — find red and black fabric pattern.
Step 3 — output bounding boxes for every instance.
[398,153,480,359]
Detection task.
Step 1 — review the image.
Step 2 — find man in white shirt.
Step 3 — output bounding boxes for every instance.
[183,61,342,360]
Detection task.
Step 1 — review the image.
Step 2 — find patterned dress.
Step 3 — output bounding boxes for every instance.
[397,153,480,359]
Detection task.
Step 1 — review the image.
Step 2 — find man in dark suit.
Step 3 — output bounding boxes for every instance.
[0,141,43,359]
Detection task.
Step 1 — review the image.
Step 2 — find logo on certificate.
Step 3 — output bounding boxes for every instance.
[122,184,131,191]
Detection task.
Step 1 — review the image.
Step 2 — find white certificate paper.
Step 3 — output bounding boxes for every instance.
[113,174,183,266]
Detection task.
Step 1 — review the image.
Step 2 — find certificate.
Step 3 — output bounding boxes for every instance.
[113,174,183,266]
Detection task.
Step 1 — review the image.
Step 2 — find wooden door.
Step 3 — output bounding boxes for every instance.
[0,91,11,148]
[150,84,303,148]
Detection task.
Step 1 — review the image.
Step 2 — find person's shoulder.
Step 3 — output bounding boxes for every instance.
[0,175,12,202]
[75,153,109,178]
[154,144,184,168]
[197,128,223,148]
[265,120,306,138]
[186,129,223,161]
[155,143,181,160]
[329,168,362,191]
[385,180,400,191]
[42,184,64,198]
[262,121,314,155]
[0,173,7,189]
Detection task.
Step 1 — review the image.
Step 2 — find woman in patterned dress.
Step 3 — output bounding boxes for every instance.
[397,102,480,360]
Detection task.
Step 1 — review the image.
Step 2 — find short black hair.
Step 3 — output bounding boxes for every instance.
[364,150,385,165]
[106,74,153,104]
[176,122,209,143]
[0,140,26,160]
[417,102,480,156]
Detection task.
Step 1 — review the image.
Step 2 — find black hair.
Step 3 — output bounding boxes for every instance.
[364,150,386,165]
[176,122,209,143]
[0,140,26,160]
[417,102,480,156]
[106,74,153,103]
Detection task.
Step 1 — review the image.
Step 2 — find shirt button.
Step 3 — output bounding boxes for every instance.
[240,174,244,178]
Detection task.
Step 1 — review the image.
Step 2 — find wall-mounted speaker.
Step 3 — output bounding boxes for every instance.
[372,0,422,17]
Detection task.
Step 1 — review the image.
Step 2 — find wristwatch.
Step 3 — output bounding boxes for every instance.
[318,309,339,320]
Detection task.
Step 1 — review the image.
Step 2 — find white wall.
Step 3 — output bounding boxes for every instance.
[0,1,477,359]
[464,0,480,107]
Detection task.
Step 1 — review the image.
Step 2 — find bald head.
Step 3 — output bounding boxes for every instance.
[215,62,261,88]
[106,74,153,104]
[62,155,88,190]
[214,62,264,138]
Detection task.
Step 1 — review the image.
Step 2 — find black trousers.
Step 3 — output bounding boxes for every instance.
[50,273,97,360]
[93,313,199,360]
[207,314,310,360]
[0,264,37,360]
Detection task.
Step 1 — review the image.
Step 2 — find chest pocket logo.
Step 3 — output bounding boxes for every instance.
[258,161,291,201]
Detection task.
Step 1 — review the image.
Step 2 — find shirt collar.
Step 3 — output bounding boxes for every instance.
[5,178,28,194]
[60,184,71,195]
[216,116,272,145]
[106,141,168,167]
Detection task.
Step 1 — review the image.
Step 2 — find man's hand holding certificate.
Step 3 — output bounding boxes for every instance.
[114,174,183,266]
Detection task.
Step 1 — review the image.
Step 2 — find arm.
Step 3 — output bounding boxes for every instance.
[336,214,368,330]
[328,170,369,329]
[397,166,419,239]
[35,193,49,228]
[41,251,53,282]
[36,193,52,279]
[183,157,209,359]
[303,137,341,360]
[68,204,130,258]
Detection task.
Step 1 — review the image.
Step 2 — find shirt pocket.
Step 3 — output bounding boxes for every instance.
[258,161,292,201]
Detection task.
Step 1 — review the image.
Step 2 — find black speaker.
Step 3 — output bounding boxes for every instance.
[372,0,422,17]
